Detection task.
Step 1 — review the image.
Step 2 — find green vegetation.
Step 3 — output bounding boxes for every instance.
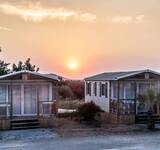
[0,48,39,74]
[138,89,160,130]
[58,80,84,100]
[12,58,39,72]
[78,102,102,121]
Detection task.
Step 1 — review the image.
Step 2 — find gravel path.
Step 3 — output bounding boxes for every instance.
[0,128,160,150]
[0,128,58,141]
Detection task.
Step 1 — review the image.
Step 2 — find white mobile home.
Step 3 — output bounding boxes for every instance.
[85,69,160,116]
[0,70,59,129]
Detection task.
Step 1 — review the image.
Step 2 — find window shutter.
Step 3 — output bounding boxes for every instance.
[89,82,91,96]
[95,82,97,96]
[86,82,88,95]
[99,82,102,97]
[105,83,108,98]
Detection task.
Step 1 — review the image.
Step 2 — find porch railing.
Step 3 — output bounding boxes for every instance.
[110,99,135,115]
[0,102,11,118]
[39,100,57,116]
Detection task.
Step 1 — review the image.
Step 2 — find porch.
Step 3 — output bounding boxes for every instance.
[110,80,160,115]
[0,83,57,119]
[0,100,57,119]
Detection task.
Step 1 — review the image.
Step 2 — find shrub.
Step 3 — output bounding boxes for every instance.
[58,85,74,99]
[78,101,102,121]
[58,80,84,100]
[68,81,84,99]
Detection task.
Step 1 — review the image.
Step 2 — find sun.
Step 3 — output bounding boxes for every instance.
[68,60,79,70]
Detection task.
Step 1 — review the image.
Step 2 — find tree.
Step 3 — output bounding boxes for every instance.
[0,48,10,75]
[57,80,85,100]
[0,60,10,75]
[12,58,39,72]
[68,81,84,99]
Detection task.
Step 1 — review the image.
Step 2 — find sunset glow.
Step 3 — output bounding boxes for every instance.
[0,0,160,79]
[68,60,79,70]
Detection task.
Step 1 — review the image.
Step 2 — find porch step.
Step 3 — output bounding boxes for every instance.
[136,115,160,124]
[11,118,40,130]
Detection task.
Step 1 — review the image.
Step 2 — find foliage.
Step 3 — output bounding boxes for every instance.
[138,89,160,130]
[68,81,84,99]
[138,89,158,110]
[156,93,160,104]
[78,101,102,121]
[0,49,10,75]
[0,60,10,75]
[146,89,156,107]
[137,93,147,103]
[58,85,74,99]
[58,80,84,100]
[0,50,39,75]
[12,58,39,72]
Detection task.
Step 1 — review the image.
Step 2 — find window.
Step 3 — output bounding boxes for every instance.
[125,83,135,99]
[100,83,108,97]
[113,82,118,99]
[99,82,108,97]
[94,82,97,96]
[139,83,150,95]
[119,82,135,99]
[0,85,7,102]
[0,85,7,117]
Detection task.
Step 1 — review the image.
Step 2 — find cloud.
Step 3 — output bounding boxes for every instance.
[0,2,96,23]
[0,26,11,31]
[135,15,145,23]
[106,15,144,24]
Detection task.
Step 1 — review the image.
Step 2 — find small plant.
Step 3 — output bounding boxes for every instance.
[78,101,102,121]
[138,89,160,130]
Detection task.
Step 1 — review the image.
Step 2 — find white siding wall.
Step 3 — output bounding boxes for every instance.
[85,81,110,112]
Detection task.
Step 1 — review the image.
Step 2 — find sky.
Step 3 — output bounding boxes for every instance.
[0,0,160,79]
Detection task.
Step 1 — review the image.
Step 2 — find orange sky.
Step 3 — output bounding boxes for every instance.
[0,0,160,79]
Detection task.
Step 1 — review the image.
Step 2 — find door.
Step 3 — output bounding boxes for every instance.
[39,85,50,114]
[12,85,21,116]
[24,85,37,115]
[12,85,37,116]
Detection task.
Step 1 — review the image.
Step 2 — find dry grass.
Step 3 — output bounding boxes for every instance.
[58,100,85,110]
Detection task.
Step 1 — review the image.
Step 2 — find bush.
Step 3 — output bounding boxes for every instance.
[58,85,74,99]
[68,81,84,99]
[58,80,84,100]
[78,102,102,121]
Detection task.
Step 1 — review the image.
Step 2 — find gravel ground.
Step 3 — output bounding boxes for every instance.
[0,128,58,141]
[1,128,160,150]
